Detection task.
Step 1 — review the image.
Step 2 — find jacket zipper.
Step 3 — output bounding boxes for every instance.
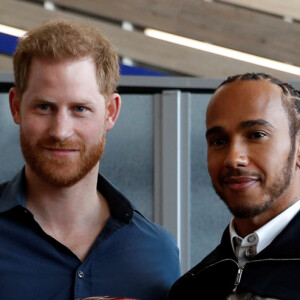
[232,258,300,293]
[189,257,300,294]
[233,267,243,293]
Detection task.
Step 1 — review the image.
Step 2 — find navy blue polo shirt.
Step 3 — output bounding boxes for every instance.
[0,169,180,300]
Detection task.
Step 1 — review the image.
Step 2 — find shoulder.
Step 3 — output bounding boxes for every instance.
[131,210,181,278]
[98,173,177,246]
[168,246,223,299]
[129,210,180,266]
[132,209,178,247]
[168,227,236,299]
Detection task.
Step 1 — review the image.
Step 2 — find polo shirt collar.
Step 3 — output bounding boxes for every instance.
[96,173,134,224]
[0,168,26,212]
[0,168,134,224]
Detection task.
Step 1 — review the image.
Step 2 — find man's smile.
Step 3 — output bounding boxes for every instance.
[223,176,260,191]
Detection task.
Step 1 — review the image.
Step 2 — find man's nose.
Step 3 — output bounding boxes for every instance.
[224,142,249,168]
[48,110,73,141]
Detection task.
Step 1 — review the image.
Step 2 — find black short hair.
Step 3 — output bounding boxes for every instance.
[217,72,300,140]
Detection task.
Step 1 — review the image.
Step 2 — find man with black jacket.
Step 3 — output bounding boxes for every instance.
[169,73,300,300]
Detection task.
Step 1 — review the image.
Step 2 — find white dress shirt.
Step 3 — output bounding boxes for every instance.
[227,200,300,300]
[229,200,300,267]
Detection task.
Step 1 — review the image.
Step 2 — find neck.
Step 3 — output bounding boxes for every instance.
[25,164,110,261]
[25,164,99,214]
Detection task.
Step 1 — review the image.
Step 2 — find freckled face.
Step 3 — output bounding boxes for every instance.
[206,80,296,219]
[17,57,108,187]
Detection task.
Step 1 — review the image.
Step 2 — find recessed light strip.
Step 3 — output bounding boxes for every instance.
[144,28,300,76]
[0,24,26,37]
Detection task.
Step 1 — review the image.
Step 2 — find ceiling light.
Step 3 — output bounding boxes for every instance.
[144,28,300,76]
[0,24,26,37]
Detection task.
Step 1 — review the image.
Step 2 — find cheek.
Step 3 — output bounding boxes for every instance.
[256,140,291,169]
[20,116,49,143]
[76,120,106,143]
[22,119,45,136]
[207,154,220,181]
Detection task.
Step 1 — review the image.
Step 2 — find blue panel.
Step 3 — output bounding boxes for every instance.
[120,63,169,76]
[0,33,18,55]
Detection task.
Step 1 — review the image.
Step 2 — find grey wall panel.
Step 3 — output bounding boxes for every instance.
[0,93,24,182]
[100,94,154,221]
[190,94,231,267]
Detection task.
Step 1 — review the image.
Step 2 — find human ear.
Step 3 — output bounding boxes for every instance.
[105,93,121,131]
[9,87,21,125]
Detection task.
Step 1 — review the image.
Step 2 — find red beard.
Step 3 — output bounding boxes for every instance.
[20,126,106,187]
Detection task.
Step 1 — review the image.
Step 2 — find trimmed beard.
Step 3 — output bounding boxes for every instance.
[213,142,295,219]
[20,125,106,187]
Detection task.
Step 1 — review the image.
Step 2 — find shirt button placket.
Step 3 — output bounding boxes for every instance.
[74,264,90,299]
[77,271,85,279]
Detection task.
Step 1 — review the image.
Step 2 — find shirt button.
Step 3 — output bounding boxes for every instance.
[247,235,256,243]
[77,271,85,278]
[245,248,255,258]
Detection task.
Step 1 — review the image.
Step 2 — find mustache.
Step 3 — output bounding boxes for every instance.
[36,138,85,151]
[219,168,263,182]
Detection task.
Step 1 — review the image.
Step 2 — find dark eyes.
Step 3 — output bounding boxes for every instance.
[208,131,267,147]
[208,137,227,147]
[248,131,267,139]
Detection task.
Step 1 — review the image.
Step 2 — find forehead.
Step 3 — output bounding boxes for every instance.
[20,56,106,107]
[206,80,288,129]
[28,56,96,78]
[24,57,98,94]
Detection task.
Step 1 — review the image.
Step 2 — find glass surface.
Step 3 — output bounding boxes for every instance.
[100,94,154,220]
[0,93,23,182]
[190,93,231,267]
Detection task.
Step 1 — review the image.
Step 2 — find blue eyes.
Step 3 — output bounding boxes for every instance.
[37,104,87,113]
[39,104,50,110]
[74,106,86,112]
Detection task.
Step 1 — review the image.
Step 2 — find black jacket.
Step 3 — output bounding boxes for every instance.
[169,211,300,300]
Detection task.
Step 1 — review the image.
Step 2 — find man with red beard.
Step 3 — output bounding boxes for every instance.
[0,19,180,300]
[169,73,300,300]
